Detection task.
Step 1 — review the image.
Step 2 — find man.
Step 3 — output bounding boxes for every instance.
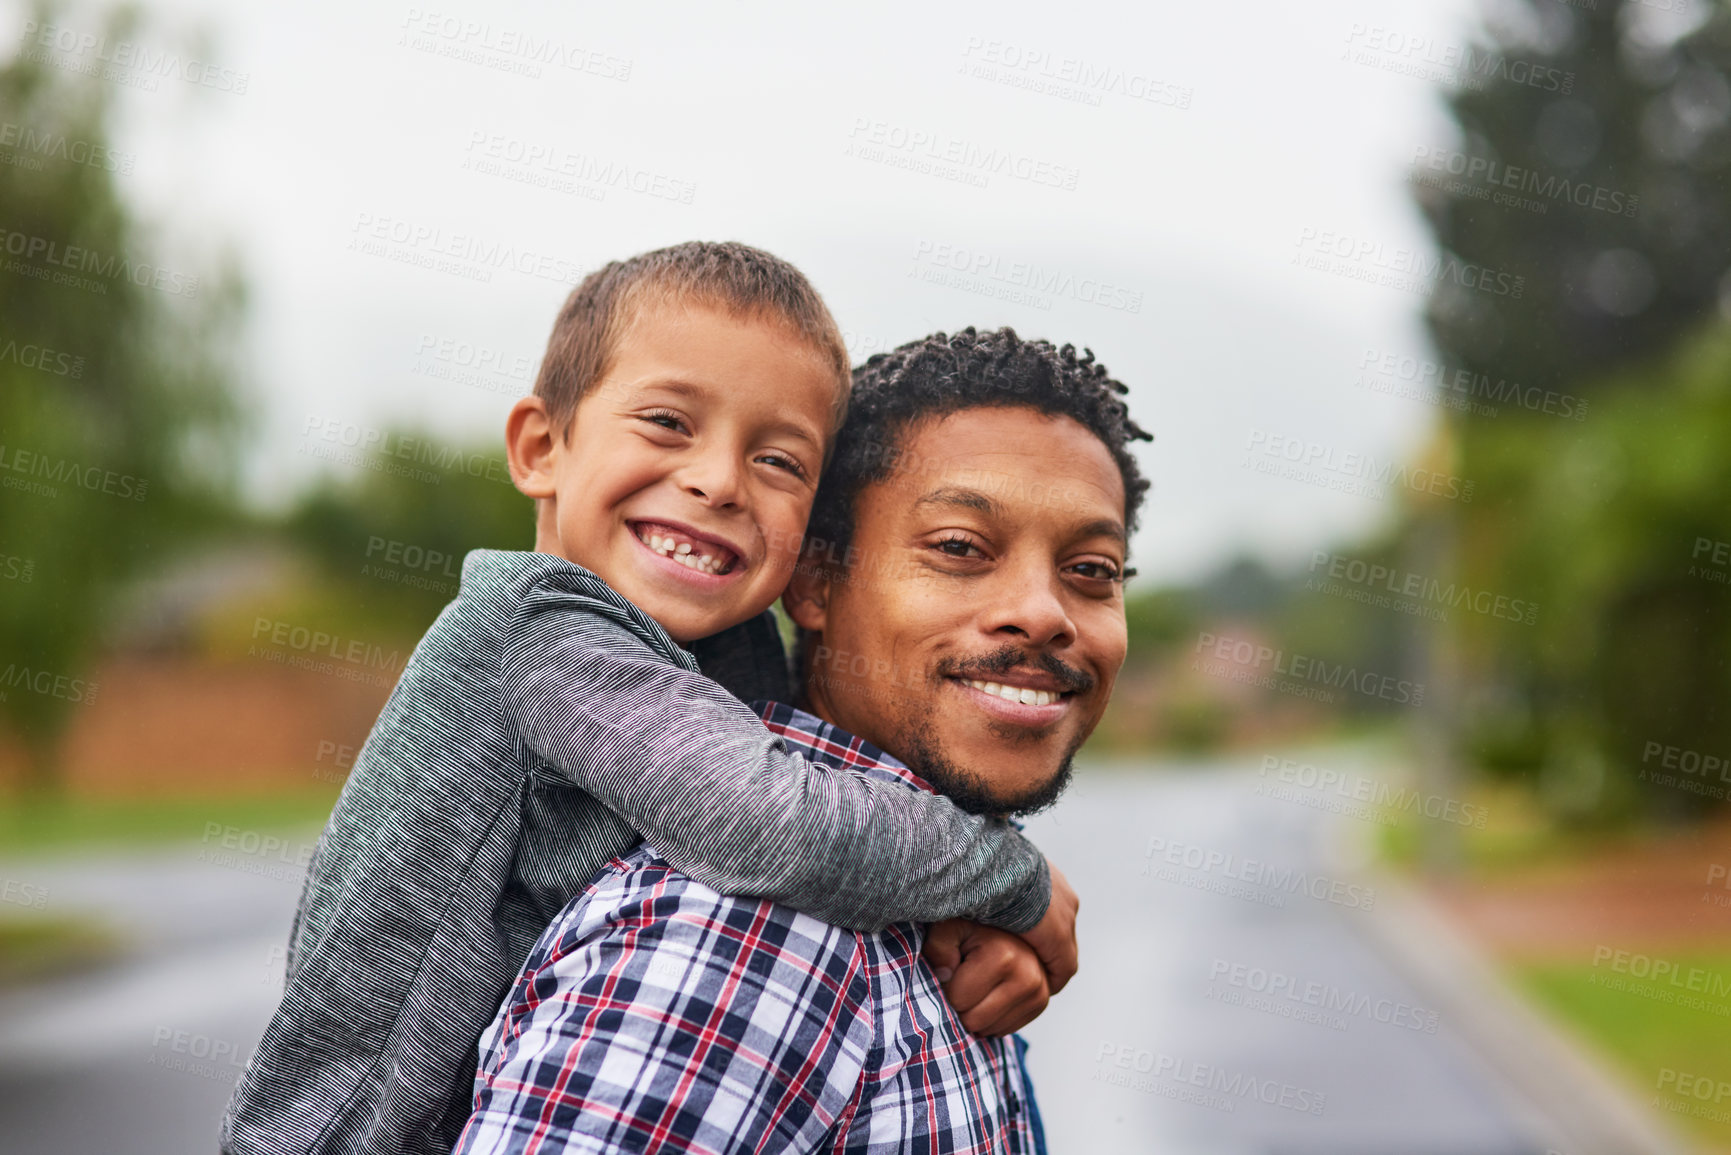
[456,327,1152,1153]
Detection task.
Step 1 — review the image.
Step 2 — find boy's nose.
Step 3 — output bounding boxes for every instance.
[679,455,744,508]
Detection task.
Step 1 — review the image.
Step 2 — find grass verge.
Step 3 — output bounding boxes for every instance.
[0,788,340,854]
[1514,952,1731,1148]
[0,914,123,986]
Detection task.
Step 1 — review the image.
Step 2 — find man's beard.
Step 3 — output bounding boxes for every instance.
[895,710,1081,818]
[887,642,1091,816]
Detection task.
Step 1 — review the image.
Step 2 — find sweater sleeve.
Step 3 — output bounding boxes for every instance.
[498,579,1051,934]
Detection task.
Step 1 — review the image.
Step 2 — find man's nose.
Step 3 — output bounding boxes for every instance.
[980,564,1076,649]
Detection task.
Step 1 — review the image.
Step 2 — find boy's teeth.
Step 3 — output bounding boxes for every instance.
[634,524,733,574]
[675,552,718,574]
[963,679,1057,707]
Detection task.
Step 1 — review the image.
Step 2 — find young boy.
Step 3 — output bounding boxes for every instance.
[222,242,1076,1155]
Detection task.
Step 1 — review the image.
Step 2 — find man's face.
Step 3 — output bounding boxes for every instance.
[789,407,1130,815]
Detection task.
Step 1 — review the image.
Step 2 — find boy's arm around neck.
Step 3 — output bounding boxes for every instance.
[500,575,1051,934]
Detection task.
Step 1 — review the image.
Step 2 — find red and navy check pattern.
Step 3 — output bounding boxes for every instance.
[456,702,1047,1155]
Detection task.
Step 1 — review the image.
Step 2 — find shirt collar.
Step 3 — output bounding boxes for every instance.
[753,700,935,796]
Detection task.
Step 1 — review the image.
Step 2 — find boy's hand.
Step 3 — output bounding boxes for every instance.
[1017,862,1078,993]
[923,919,1050,1036]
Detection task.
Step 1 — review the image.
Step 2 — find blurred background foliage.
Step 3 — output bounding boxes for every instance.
[0,2,246,792]
[1421,0,1731,827]
[2,0,1729,844]
[273,446,532,639]
[1100,0,1731,839]
[5,3,1729,1147]
[0,1,532,797]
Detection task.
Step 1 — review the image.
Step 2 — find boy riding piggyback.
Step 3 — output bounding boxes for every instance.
[223,242,1077,1155]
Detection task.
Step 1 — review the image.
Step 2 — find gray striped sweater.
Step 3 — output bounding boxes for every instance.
[220,549,1049,1155]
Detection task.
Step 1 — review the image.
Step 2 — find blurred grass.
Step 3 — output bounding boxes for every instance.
[0,914,123,986]
[0,788,339,853]
[1377,780,1651,879]
[1514,954,1731,1147]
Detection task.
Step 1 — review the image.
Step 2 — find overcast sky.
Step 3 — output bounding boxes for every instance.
[12,0,1492,585]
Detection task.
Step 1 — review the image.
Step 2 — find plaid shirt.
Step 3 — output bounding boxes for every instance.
[456,703,1048,1155]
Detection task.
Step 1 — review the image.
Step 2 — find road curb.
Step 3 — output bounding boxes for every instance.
[1358,871,1699,1155]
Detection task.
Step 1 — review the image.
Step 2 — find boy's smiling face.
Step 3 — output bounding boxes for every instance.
[507,301,841,643]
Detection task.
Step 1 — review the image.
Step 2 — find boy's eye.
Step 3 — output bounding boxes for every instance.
[756,452,807,478]
[639,411,688,433]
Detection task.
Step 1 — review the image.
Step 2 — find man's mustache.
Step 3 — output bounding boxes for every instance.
[936,644,1095,695]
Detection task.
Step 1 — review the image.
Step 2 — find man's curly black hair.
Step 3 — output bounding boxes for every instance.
[806,326,1152,561]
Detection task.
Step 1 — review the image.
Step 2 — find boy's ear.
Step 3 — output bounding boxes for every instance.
[781,548,831,633]
[505,396,559,499]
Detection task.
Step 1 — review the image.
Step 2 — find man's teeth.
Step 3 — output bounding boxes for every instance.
[643,532,726,575]
[964,679,1059,707]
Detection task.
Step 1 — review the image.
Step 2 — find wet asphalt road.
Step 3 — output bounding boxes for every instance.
[1016,761,1564,1155]
[0,752,1591,1154]
[0,842,299,1155]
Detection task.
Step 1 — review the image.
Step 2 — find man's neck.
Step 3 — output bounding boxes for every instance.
[794,685,838,730]
[797,658,872,739]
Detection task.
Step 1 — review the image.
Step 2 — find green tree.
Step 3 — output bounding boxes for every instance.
[1415,0,1731,821]
[1450,330,1731,822]
[1422,0,1731,393]
[0,3,246,793]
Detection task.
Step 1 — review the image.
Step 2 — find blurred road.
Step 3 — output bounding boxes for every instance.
[0,841,301,1155]
[0,753,1669,1154]
[1018,758,1578,1155]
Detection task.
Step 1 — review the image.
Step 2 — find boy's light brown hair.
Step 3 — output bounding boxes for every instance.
[534,241,852,438]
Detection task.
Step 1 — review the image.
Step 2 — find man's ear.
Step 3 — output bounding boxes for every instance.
[505,395,560,500]
[781,548,832,633]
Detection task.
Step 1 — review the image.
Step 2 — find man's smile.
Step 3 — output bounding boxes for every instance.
[960,679,1063,708]
[940,659,1091,729]
[951,675,1074,727]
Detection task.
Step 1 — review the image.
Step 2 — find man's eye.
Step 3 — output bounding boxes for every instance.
[1071,561,1122,582]
[935,537,983,558]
